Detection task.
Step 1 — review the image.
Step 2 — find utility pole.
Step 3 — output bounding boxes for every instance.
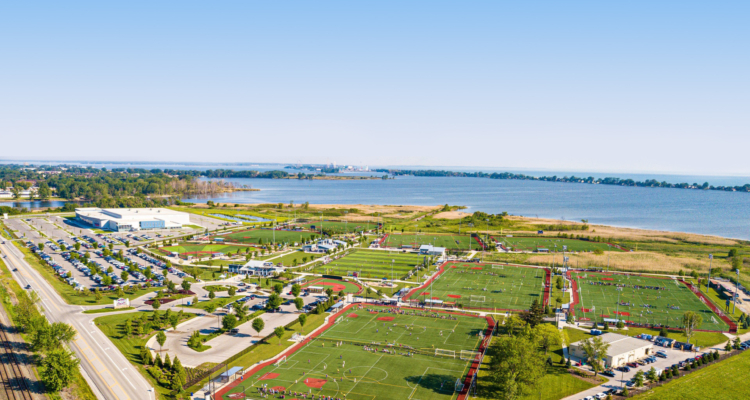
[707,254,713,292]
[733,268,740,314]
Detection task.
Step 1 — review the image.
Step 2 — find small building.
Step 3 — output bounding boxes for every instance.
[228,260,283,276]
[302,243,319,252]
[536,248,550,253]
[569,332,653,368]
[419,245,446,256]
[307,286,325,294]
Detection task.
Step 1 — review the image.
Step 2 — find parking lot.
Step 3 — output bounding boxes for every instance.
[565,331,729,400]
[158,285,324,367]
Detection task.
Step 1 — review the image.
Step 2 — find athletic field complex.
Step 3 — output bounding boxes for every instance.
[158,242,253,258]
[381,233,485,251]
[569,271,732,331]
[404,262,550,312]
[301,221,378,234]
[216,228,317,245]
[312,250,425,280]
[218,305,493,400]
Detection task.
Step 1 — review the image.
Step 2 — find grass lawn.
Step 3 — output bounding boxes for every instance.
[495,236,621,252]
[701,285,744,321]
[300,220,377,234]
[217,228,316,245]
[222,306,490,400]
[259,250,313,267]
[635,348,750,399]
[571,271,728,331]
[383,232,484,250]
[94,311,196,399]
[403,262,546,312]
[11,241,161,305]
[311,249,424,280]
[158,242,253,258]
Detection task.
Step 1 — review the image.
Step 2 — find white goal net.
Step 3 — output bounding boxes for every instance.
[454,378,464,392]
[460,350,481,361]
[470,295,485,303]
[435,349,456,358]
[274,356,287,366]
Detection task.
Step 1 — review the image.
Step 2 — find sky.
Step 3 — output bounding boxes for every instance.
[1,1,748,175]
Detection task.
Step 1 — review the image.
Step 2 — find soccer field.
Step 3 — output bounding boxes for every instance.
[570,271,729,331]
[218,228,317,245]
[312,249,426,280]
[301,221,377,234]
[494,236,620,252]
[404,262,548,312]
[382,233,484,251]
[219,305,492,400]
[158,242,252,257]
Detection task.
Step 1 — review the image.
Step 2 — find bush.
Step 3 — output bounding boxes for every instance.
[659,327,669,337]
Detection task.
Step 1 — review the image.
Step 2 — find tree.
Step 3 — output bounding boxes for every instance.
[228,286,237,296]
[169,314,179,330]
[725,341,733,352]
[645,366,657,383]
[252,317,265,337]
[121,270,129,282]
[267,293,283,310]
[235,303,247,320]
[580,336,610,376]
[633,370,645,387]
[733,336,741,350]
[728,249,739,258]
[273,283,283,294]
[74,242,81,251]
[208,291,216,300]
[40,349,79,391]
[222,314,238,331]
[157,330,167,352]
[294,297,304,311]
[291,284,301,297]
[485,335,546,400]
[682,311,703,344]
[31,321,77,353]
[365,287,372,299]
[533,324,562,355]
[38,242,44,251]
[152,299,161,310]
[274,326,285,344]
[298,314,307,330]
[325,288,334,298]
[520,299,544,328]
[504,315,526,337]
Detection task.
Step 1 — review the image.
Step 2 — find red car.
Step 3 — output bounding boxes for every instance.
[627,362,639,368]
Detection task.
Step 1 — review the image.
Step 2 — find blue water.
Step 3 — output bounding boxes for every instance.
[180,176,750,240]
[207,213,271,223]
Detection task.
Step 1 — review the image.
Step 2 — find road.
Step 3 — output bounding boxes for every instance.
[0,239,155,400]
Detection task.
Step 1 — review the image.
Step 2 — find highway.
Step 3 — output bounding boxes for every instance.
[0,239,155,400]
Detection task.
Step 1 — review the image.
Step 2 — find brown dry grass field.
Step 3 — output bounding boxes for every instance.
[527,251,717,274]
[433,210,471,219]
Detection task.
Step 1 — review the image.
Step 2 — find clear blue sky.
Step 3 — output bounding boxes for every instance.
[1,1,748,175]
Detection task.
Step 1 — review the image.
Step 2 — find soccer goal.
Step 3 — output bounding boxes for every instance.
[454,378,464,392]
[435,349,456,358]
[491,265,504,270]
[460,350,481,361]
[273,356,287,366]
[470,295,485,303]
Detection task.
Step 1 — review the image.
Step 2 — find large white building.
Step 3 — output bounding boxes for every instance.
[569,332,654,368]
[75,208,191,232]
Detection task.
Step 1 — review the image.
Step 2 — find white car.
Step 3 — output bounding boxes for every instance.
[595,393,607,399]
[583,396,595,400]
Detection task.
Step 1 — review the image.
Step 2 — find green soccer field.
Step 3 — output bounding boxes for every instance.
[403,262,547,311]
[301,221,377,234]
[382,233,485,250]
[217,228,317,245]
[221,306,490,400]
[311,249,426,280]
[570,271,728,331]
[158,242,252,257]
[494,236,621,252]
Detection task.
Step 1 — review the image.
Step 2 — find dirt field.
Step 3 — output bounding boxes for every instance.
[527,251,713,274]
[433,211,471,219]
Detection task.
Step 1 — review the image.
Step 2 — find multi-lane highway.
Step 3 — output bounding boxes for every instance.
[0,239,155,400]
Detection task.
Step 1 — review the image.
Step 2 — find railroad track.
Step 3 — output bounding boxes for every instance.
[0,324,33,400]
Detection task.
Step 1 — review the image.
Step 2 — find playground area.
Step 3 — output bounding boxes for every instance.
[382,233,485,251]
[302,278,363,295]
[404,262,548,311]
[494,236,622,252]
[311,249,424,280]
[570,271,730,331]
[217,228,318,245]
[219,305,492,400]
[158,242,252,258]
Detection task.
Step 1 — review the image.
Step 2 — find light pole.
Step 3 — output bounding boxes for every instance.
[707,254,713,293]
[733,268,740,314]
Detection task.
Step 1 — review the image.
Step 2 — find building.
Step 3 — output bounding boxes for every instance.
[75,208,191,232]
[315,239,347,253]
[307,286,325,294]
[228,260,283,277]
[419,245,446,256]
[568,332,654,368]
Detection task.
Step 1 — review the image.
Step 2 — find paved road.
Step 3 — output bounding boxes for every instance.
[0,240,156,400]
